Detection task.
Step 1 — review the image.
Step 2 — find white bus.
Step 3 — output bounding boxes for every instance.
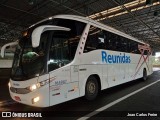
[1,15,153,107]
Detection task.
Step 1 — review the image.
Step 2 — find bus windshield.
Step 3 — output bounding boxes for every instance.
[11,32,48,81]
[11,18,86,81]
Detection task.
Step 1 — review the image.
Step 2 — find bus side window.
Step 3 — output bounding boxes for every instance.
[129,41,138,54]
[130,41,135,53]
[115,36,121,52]
[105,31,117,51]
[144,50,148,55]
[104,31,110,50]
[135,42,139,54]
[97,30,106,49]
[84,26,105,53]
[127,38,131,52]
[120,37,128,52]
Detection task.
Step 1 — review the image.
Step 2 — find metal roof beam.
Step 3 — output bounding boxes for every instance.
[113,0,160,39]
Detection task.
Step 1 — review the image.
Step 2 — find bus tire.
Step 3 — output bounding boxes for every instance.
[142,68,147,81]
[85,76,98,100]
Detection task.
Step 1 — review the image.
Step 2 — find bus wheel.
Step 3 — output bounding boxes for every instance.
[142,69,147,81]
[85,76,98,100]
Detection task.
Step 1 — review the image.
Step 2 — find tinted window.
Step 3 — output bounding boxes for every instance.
[120,37,128,52]
[129,41,141,54]
[84,25,142,54]
[84,26,106,53]
[144,50,148,55]
[48,20,85,72]
[138,43,149,55]
[104,31,117,51]
[11,31,49,80]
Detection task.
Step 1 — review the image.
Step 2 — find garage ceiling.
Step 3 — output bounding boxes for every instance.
[0,0,160,52]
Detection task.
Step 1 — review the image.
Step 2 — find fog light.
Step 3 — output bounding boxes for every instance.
[32,96,40,104]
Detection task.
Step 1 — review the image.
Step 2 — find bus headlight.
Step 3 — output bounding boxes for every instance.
[8,82,11,88]
[29,80,49,91]
[29,84,40,91]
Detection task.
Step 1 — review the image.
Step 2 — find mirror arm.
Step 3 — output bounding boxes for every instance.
[31,25,70,48]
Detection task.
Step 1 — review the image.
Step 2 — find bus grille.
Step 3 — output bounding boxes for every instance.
[10,87,30,94]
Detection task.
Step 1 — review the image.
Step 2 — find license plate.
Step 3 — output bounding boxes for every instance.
[14,96,21,101]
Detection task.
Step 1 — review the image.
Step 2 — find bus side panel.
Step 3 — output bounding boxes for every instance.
[68,65,79,100]
[129,54,142,80]
[102,63,109,89]
[78,50,103,96]
[129,54,151,80]
[101,51,130,88]
[119,63,129,83]
[107,64,120,87]
[79,64,102,97]
[145,55,153,75]
[143,55,152,76]
[49,65,80,106]
[149,55,153,75]
[37,74,50,107]
[49,66,72,106]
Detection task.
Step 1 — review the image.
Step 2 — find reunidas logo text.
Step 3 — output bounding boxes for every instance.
[101,51,131,64]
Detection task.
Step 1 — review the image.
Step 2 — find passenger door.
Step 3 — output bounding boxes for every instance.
[49,66,71,106]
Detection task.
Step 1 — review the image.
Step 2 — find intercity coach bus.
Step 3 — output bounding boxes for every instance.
[1,15,152,107]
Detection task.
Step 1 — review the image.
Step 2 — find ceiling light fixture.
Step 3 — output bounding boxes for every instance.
[28,0,35,5]
[88,0,160,21]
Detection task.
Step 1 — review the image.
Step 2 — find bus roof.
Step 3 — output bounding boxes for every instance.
[29,14,147,45]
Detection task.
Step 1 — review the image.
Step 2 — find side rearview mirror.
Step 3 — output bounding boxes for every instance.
[1,41,18,58]
[31,25,70,48]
